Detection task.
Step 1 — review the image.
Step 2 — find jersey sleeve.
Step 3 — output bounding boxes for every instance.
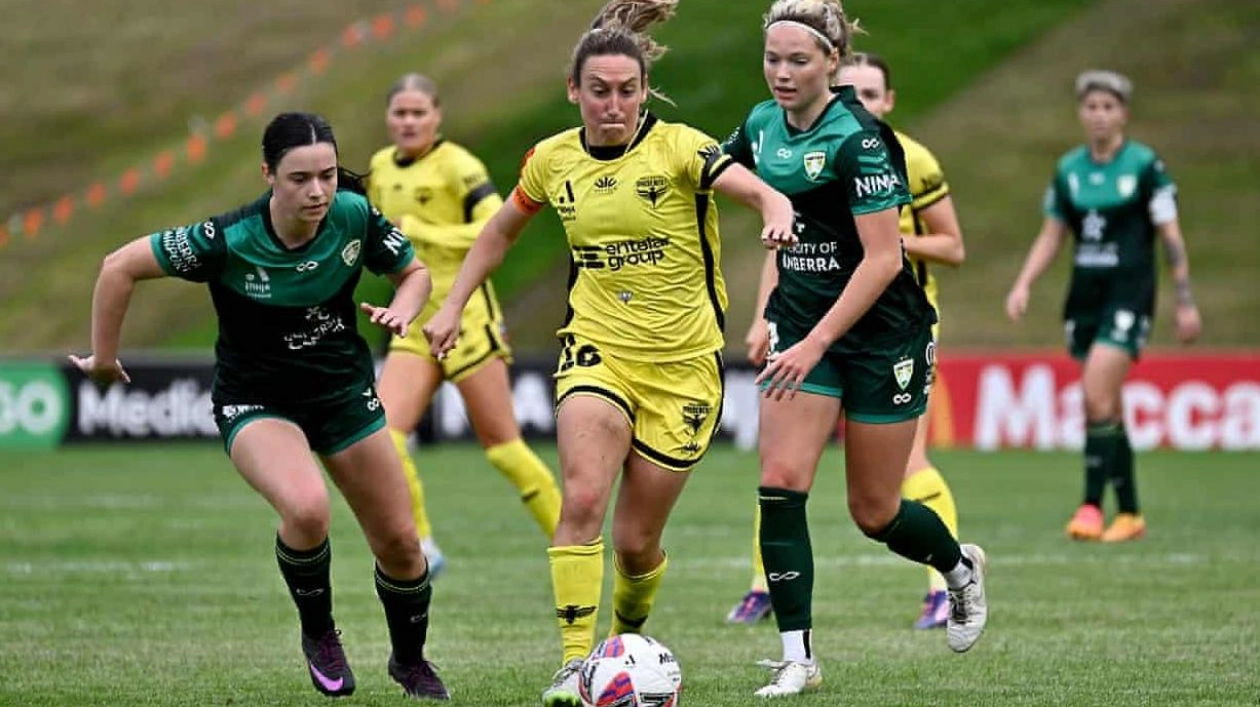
[363,205,416,275]
[148,220,226,282]
[907,144,950,212]
[448,149,504,223]
[836,128,911,216]
[1145,154,1178,225]
[510,145,548,216]
[1042,171,1072,221]
[721,118,757,170]
[675,126,735,192]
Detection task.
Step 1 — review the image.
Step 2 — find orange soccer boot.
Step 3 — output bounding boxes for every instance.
[1101,513,1146,543]
[1065,504,1104,541]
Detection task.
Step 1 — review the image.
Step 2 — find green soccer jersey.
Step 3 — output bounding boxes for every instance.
[724,87,934,351]
[1045,139,1176,317]
[149,190,415,405]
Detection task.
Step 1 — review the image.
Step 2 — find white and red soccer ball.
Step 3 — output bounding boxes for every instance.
[578,634,683,707]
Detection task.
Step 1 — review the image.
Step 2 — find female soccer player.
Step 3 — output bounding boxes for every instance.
[70,113,450,700]
[423,2,795,704]
[723,0,989,696]
[1005,70,1201,542]
[728,51,969,632]
[368,73,562,573]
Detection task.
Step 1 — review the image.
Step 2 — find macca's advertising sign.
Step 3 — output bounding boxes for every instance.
[923,353,1260,451]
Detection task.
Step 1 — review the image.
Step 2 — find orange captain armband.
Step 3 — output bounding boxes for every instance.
[511,185,544,215]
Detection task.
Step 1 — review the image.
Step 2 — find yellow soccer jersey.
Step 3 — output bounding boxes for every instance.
[512,114,735,362]
[895,130,950,309]
[367,139,504,311]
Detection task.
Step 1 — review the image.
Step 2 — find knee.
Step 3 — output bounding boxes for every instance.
[1083,385,1121,422]
[612,529,659,570]
[759,456,809,492]
[848,493,899,537]
[374,529,424,577]
[559,483,607,532]
[280,491,331,541]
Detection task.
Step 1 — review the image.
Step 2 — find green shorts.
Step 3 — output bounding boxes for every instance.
[213,383,387,456]
[764,318,934,424]
[1066,306,1151,361]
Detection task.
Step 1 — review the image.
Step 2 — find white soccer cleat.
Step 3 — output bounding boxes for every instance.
[753,659,822,698]
[541,658,583,707]
[947,544,989,653]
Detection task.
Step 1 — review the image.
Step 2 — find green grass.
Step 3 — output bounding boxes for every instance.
[2,443,1256,705]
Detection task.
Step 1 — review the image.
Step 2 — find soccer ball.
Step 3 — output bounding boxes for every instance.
[578,634,682,707]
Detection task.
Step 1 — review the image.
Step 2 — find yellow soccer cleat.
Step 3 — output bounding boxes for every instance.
[1065,504,1104,541]
[1101,513,1146,543]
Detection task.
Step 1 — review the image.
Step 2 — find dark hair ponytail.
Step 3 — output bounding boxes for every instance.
[336,166,368,196]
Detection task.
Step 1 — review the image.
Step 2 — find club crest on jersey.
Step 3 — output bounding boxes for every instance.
[893,357,914,391]
[636,175,670,208]
[803,151,826,181]
[341,239,362,267]
[1117,174,1137,198]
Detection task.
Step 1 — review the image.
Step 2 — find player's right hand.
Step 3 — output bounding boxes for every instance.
[745,318,770,367]
[421,306,461,360]
[67,354,131,385]
[1005,286,1030,322]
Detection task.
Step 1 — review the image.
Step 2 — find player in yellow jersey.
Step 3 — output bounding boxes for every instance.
[368,74,562,576]
[423,2,795,704]
[729,51,968,632]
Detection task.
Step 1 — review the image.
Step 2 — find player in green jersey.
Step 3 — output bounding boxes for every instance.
[1006,70,1201,543]
[70,113,451,700]
[723,0,989,697]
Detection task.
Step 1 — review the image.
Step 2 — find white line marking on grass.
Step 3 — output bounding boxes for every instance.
[4,560,190,575]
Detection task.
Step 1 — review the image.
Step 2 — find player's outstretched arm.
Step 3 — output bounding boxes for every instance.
[712,164,797,248]
[423,199,533,357]
[1157,220,1201,344]
[70,236,168,384]
[745,250,778,367]
[902,195,966,267]
[1005,217,1067,322]
[362,258,432,338]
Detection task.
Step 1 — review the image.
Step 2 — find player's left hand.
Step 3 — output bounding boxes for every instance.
[1174,303,1201,344]
[361,302,410,338]
[760,205,797,249]
[755,336,825,401]
[68,354,131,385]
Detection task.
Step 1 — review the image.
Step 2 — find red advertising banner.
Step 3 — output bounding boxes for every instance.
[927,352,1260,451]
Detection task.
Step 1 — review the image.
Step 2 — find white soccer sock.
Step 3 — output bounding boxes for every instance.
[942,557,974,590]
[780,629,813,664]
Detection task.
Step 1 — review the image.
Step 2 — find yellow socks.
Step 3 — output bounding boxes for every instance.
[901,466,958,593]
[549,539,605,664]
[390,429,432,540]
[751,504,768,593]
[486,439,562,537]
[610,554,668,636]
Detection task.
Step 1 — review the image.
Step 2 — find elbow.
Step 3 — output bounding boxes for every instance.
[100,248,131,278]
[873,248,904,284]
[946,240,966,268]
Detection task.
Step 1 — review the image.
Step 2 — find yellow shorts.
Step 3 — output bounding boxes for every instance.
[554,334,724,472]
[390,284,513,383]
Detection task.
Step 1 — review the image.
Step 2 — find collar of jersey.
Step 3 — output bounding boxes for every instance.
[580,112,659,161]
[393,138,446,168]
[1084,138,1131,167]
[260,190,329,254]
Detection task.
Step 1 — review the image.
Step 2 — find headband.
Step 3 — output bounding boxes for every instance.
[765,19,835,52]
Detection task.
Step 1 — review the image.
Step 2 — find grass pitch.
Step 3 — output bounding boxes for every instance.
[1,443,1256,706]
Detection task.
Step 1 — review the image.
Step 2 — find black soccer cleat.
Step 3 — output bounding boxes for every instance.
[301,629,356,697]
[388,653,451,700]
